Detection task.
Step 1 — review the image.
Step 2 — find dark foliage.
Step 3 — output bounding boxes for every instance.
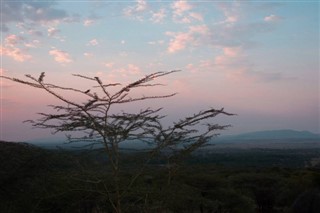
[1,141,320,213]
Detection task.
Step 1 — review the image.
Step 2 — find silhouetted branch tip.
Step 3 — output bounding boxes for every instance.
[38,72,45,82]
[94,76,102,84]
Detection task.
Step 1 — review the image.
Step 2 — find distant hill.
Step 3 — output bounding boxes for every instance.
[26,129,320,150]
[218,129,320,141]
[206,130,320,149]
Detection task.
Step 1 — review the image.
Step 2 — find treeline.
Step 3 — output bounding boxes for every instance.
[0,141,319,213]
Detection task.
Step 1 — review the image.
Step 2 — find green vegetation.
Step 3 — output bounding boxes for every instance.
[1,141,319,213]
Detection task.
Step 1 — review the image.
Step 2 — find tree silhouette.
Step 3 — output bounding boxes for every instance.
[1,71,234,212]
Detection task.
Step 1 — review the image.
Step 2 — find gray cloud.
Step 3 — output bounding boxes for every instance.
[248,70,296,82]
[1,0,69,32]
[209,21,276,49]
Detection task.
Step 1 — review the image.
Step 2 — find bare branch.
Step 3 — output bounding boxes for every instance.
[115,93,177,104]
[0,75,42,88]
[1,69,233,213]
[93,83,121,88]
[72,74,96,81]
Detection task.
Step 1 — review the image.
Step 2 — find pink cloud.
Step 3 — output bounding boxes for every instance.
[110,64,142,78]
[151,8,166,23]
[166,25,209,53]
[185,59,218,74]
[176,16,192,24]
[1,46,32,62]
[148,40,164,45]
[5,34,23,46]
[225,67,249,82]
[214,55,228,66]
[171,1,204,24]
[49,48,72,64]
[212,46,286,83]
[172,1,192,16]
[123,0,147,18]
[223,47,241,57]
[214,46,243,67]
[136,0,147,12]
[189,12,203,22]
[1,34,32,62]
[83,19,94,26]
[186,63,198,73]
[225,15,238,23]
[104,62,115,68]
[87,39,98,46]
[127,64,142,75]
[216,2,241,24]
[189,25,209,35]
[47,27,61,37]
[83,52,93,57]
[24,40,40,48]
[264,14,282,22]
[166,31,193,53]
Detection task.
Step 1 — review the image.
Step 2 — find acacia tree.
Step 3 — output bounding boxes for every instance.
[1,71,233,212]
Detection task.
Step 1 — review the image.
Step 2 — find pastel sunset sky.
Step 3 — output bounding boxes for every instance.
[1,0,319,141]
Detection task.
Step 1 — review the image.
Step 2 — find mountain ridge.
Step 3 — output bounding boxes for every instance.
[24,129,320,149]
[217,129,320,141]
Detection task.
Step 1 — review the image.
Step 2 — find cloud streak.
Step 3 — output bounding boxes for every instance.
[214,46,289,82]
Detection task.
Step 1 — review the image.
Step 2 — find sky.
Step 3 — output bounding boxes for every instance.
[0,0,319,142]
